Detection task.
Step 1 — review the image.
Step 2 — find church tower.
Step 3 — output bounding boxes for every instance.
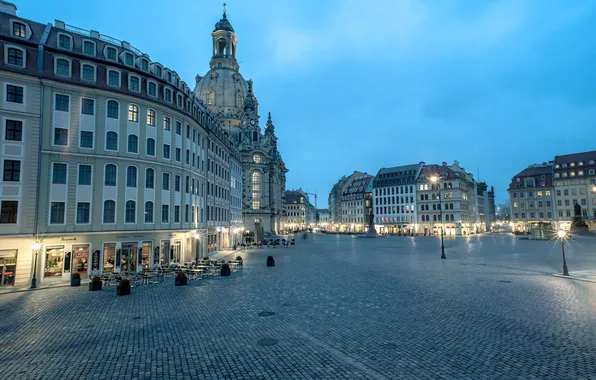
[194,5,250,142]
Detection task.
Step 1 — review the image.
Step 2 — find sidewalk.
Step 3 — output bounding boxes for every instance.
[0,282,71,295]
[553,270,596,284]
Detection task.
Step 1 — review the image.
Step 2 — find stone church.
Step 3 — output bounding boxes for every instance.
[194,9,288,238]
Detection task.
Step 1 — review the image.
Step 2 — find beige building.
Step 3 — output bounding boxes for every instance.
[508,162,555,235]
[552,151,596,230]
[0,4,241,287]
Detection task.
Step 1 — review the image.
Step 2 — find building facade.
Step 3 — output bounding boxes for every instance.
[508,162,556,235]
[417,162,479,236]
[281,189,314,231]
[194,10,287,238]
[328,175,348,226]
[372,163,422,235]
[552,151,596,230]
[0,4,242,287]
[339,172,373,233]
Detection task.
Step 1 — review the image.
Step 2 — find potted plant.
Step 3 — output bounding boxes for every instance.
[89,276,102,291]
[117,279,131,296]
[267,256,275,267]
[71,272,81,287]
[221,263,231,276]
[235,256,243,266]
[175,271,188,286]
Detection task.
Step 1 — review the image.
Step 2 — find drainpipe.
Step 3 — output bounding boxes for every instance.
[30,23,52,287]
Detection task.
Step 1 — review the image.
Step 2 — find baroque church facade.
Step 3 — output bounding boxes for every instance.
[194,9,288,238]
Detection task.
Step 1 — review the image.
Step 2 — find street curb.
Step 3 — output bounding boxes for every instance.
[552,274,596,284]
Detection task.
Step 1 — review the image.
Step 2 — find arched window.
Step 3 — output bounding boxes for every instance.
[126,166,137,187]
[450,214,454,221]
[432,204,436,211]
[106,131,118,150]
[104,164,117,186]
[144,201,153,223]
[127,134,138,153]
[217,38,226,55]
[147,109,155,126]
[236,93,243,108]
[450,203,454,210]
[107,100,119,119]
[125,200,136,223]
[103,200,116,223]
[128,104,138,122]
[251,172,260,210]
[207,91,214,106]
[145,168,155,189]
[146,138,155,156]
[252,131,258,142]
[425,204,429,211]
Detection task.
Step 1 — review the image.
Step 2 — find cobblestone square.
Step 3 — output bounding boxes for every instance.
[1,234,596,379]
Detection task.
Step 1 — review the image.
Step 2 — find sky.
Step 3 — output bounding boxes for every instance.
[15,0,596,205]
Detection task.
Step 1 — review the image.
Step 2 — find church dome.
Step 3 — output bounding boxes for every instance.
[215,14,234,32]
[194,68,249,120]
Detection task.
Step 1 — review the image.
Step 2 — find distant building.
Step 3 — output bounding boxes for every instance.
[476,182,496,231]
[552,151,596,230]
[339,172,373,232]
[282,189,314,231]
[507,162,555,235]
[328,175,349,225]
[372,163,423,234]
[315,209,330,226]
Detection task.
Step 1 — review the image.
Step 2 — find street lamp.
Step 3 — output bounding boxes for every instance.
[557,230,569,276]
[31,242,41,288]
[430,176,446,259]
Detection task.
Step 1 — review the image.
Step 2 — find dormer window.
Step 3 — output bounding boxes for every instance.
[167,71,172,82]
[562,172,568,178]
[554,173,560,179]
[148,81,157,97]
[579,161,584,166]
[6,47,24,67]
[129,76,140,92]
[55,58,70,76]
[58,34,72,50]
[12,22,26,38]
[164,88,172,103]
[106,47,117,61]
[562,163,567,168]
[590,160,596,165]
[141,59,149,72]
[570,171,576,177]
[83,40,95,55]
[155,66,162,78]
[578,170,584,176]
[124,53,134,66]
[570,162,576,167]
[81,64,95,81]
[555,164,560,169]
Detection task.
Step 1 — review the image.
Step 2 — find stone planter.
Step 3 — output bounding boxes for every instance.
[175,273,188,286]
[267,256,275,267]
[221,263,231,276]
[71,277,81,287]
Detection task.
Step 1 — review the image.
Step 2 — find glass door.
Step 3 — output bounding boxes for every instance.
[44,246,64,279]
[72,244,89,279]
[121,243,138,273]
[161,241,170,265]
[0,250,17,287]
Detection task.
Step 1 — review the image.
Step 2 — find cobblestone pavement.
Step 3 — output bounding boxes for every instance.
[1,234,596,379]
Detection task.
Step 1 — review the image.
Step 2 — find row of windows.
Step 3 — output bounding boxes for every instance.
[375,205,416,215]
[374,186,415,196]
[514,212,554,219]
[48,200,201,225]
[511,190,552,198]
[419,203,456,211]
[555,160,595,169]
[375,196,414,205]
[512,201,553,208]
[420,214,456,222]
[50,163,208,197]
[554,170,595,179]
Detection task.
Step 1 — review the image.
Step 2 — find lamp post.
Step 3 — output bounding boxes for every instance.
[557,230,569,276]
[31,242,41,288]
[430,176,446,259]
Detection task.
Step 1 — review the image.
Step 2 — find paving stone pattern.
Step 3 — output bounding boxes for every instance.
[1,234,596,379]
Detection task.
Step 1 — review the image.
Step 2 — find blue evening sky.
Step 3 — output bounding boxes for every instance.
[16,0,596,205]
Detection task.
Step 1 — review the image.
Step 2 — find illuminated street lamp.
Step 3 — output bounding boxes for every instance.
[557,230,569,276]
[31,242,41,288]
[430,175,446,259]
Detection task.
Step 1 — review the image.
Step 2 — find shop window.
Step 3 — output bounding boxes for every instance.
[44,246,64,278]
[103,243,115,273]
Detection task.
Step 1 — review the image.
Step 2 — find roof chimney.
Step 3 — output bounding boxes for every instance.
[0,1,18,16]
[453,160,459,166]
[442,161,447,166]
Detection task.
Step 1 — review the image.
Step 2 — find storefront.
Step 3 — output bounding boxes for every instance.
[0,230,209,287]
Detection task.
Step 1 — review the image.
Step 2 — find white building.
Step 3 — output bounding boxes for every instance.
[372,163,422,235]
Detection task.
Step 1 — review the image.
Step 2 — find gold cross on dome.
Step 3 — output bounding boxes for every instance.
[223,3,227,13]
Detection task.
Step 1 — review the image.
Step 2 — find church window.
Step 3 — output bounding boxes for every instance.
[253,155,261,164]
[207,91,214,106]
[252,172,260,210]
[252,131,258,142]
[217,38,226,56]
[236,93,243,108]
